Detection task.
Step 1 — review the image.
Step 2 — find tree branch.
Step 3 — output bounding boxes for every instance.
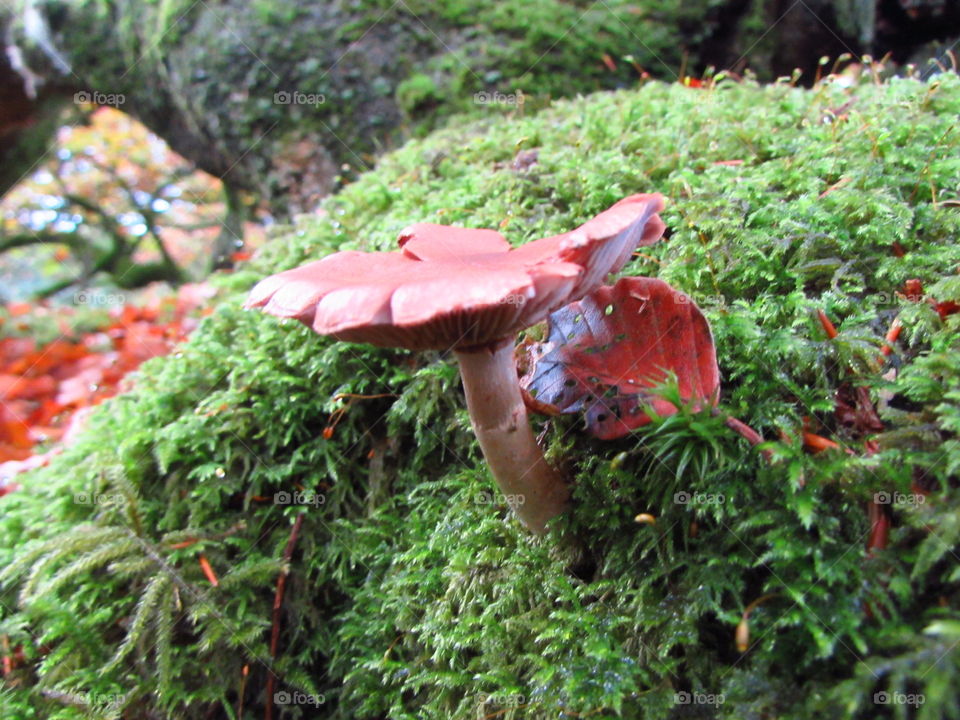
[0,231,82,253]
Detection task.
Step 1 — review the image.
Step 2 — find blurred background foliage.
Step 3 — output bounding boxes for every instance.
[0,107,233,302]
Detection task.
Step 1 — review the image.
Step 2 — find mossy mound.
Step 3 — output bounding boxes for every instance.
[2,74,960,719]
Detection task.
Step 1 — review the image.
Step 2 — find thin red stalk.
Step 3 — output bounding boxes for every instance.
[803,431,840,453]
[1,635,10,677]
[817,309,838,339]
[238,664,248,720]
[735,593,780,652]
[265,513,305,720]
[198,554,218,587]
[867,500,890,554]
[723,416,773,462]
[878,316,903,361]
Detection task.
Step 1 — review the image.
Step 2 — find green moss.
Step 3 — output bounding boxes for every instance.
[3,75,960,718]
[396,73,441,118]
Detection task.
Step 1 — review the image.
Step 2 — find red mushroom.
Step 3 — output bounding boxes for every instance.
[245,194,666,532]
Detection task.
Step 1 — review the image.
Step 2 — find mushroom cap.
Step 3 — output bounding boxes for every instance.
[245,193,666,351]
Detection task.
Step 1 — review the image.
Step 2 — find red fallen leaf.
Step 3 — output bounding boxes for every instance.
[0,338,35,367]
[112,304,141,327]
[231,251,252,262]
[682,77,703,88]
[520,276,720,440]
[26,398,63,427]
[5,303,32,317]
[8,340,89,377]
[0,399,32,422]
[56,368,104,407]
[0,445,32,464]
[120,322,175,362]
[0,374,56,401]
[0,406,31,450]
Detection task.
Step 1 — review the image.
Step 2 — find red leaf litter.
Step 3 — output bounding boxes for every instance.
[520,276,720,440]
[0,283,215,493]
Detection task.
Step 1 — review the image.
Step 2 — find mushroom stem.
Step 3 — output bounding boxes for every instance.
[455,342,569,533]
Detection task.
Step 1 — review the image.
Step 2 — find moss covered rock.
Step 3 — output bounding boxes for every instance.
[14,0,960,217]
[7,0,960,218]
[6,0,747,214]
[2,73,960,719]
